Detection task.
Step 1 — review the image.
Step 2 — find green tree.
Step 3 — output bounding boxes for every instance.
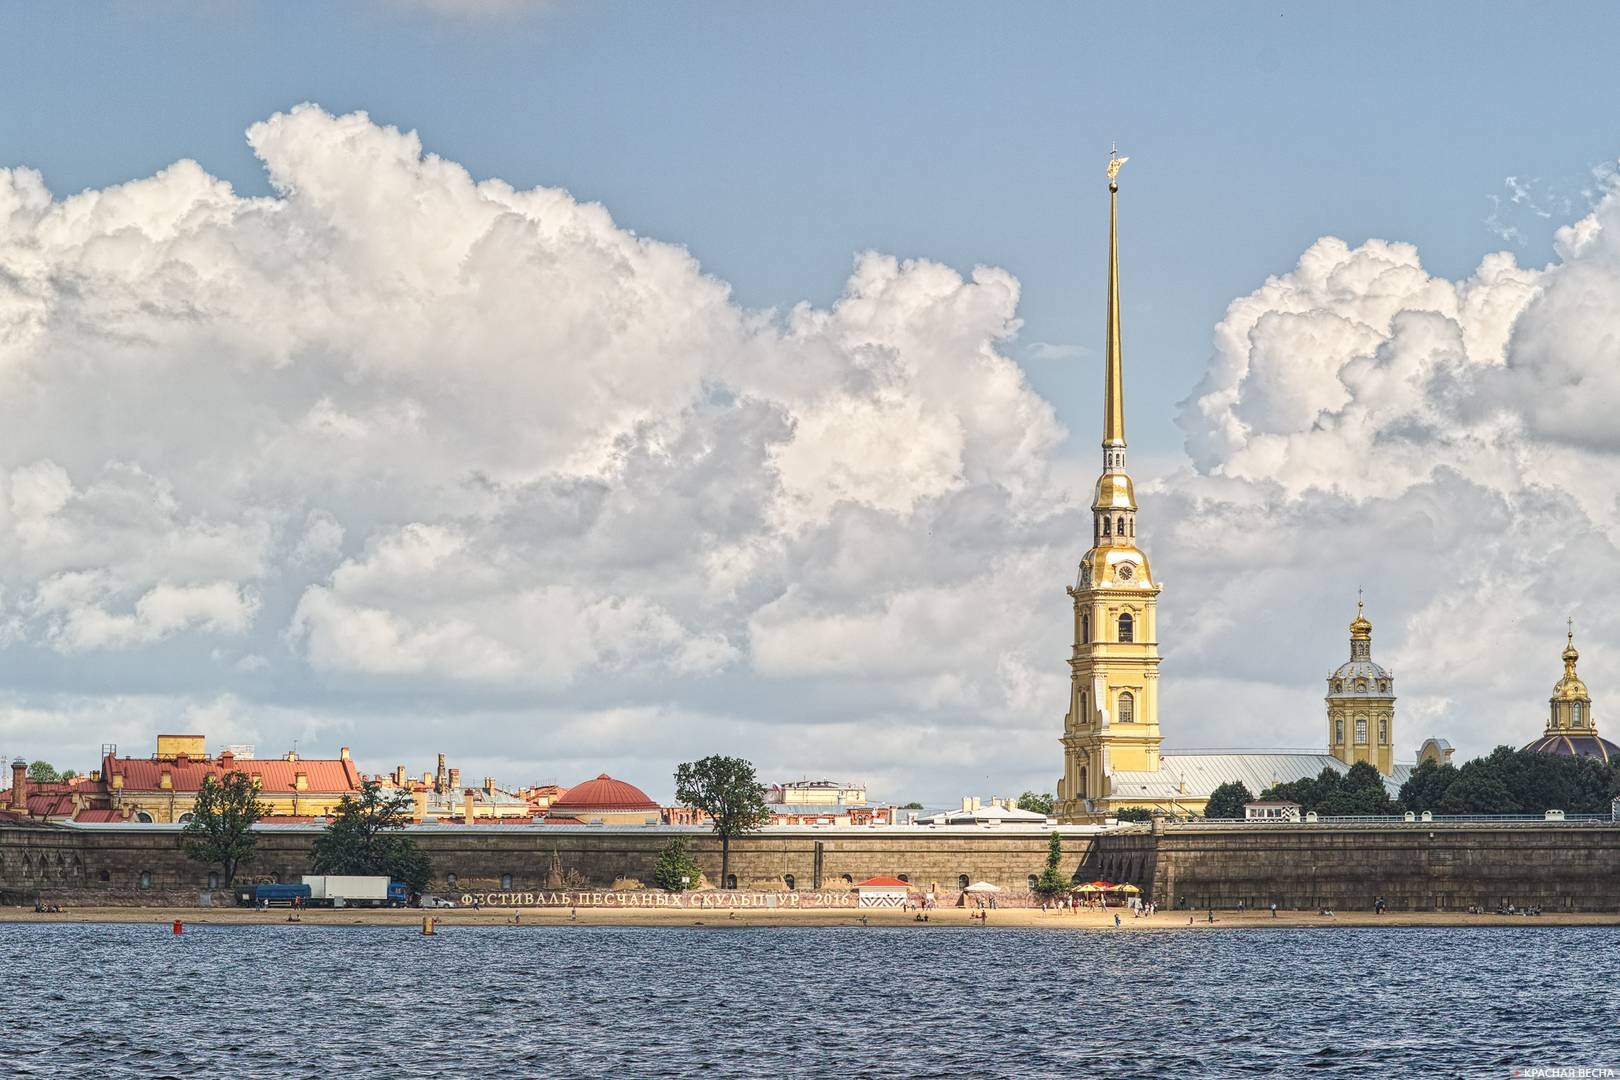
[310,780,430,892]
[674,755,772,890]
[1031,830,1072,899]
[1114,808,1154,822]
[27,761,60,783]
[652,837,703,892]
[899,801,925,810]
[1016,791,1055,816]
[1204,781,1254,819]
[1398,759,1459,814]
[182,771,268,886]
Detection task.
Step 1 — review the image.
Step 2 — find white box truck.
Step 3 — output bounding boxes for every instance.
[301,875,406,908]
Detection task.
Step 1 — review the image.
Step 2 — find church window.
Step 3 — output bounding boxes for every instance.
[1378,719,1387,743]
[1332,680,1342,693]
[1080,690,1089,722]
[1102,517,1111,537]
[1118,613,1134,642]
[1334,718,1343,743]
[1116,516,1126,537]
[1079,766,1088,793]
[1081,611,1090,644]
[1129,519,1135,537]
[1118,692,1135,724]
[1355,718,1367,744]
[1572,703,1584,727]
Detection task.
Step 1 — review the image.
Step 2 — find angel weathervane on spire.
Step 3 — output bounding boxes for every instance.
[1107,144,1129,186]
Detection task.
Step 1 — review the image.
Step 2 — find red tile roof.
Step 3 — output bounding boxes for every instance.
[547,774,658,815]
[72,809,124,823]
[105,754,361,794]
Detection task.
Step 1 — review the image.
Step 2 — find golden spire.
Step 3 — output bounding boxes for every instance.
[1103,146,1128,452]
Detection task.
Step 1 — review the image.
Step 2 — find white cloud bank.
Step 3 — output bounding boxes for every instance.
[2,108,1618,800]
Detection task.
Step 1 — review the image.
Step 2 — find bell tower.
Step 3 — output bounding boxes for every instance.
[1056,150,1164,822]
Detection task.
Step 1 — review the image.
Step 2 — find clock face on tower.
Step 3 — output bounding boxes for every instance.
[1116,563,1134,582]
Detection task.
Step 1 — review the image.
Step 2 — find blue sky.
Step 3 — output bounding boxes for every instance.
[3,2,1620,799]
[6,2,1615,457]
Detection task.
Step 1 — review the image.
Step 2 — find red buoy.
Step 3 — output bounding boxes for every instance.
[172,920,183,935]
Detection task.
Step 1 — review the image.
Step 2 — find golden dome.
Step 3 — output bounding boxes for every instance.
[1092,472,1137,511]
[1553,623,1589,703]
[1349,598,1372,641]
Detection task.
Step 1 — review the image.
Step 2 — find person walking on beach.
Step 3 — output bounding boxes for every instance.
[1114,913,1121,928]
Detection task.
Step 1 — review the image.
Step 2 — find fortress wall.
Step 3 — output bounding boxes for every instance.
[1113,823,1620,913]
[0,823,1093,903]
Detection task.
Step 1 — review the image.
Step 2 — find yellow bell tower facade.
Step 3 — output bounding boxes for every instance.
[1056,151,1164,822]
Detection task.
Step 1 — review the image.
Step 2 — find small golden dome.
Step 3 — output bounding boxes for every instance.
[1553,623,1589,703]
[1349,598,1371,641]
[1092,472,1137,511]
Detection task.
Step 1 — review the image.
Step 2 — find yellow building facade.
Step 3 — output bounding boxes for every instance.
[1055,152,1166,821]
[1325,600,1396,775]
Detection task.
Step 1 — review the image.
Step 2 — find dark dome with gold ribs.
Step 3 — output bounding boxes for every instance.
[1521,732,1619,764]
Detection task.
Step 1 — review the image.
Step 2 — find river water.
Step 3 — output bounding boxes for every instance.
[2,923,1614,1078]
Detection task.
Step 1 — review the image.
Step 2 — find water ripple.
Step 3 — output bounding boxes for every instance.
[0,923,1616,1077]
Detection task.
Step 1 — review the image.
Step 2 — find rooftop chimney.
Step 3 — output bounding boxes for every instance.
[484,777,497,797]
[394,765,406,786]
[219,751,235,769]
[285,750,298,763]
[10,758,26,812]
[448,768,461,790]
[412,789,429,824]
[340,746,350,761]
[463,791,474,825]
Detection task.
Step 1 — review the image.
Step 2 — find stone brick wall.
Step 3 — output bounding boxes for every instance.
[1093,822,1620,912]
[0,822,1093,905]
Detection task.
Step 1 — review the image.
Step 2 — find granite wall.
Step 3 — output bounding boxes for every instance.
[0,822,1092,904]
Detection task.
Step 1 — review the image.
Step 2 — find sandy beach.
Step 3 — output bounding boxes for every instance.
[4,905,1617,931]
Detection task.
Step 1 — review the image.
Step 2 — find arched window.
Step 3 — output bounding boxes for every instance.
[97,870,110,883]
[725,874,738,889]
[783,874,796,891]
[177,813,194,824]
[1334,718,1344,744]
[1129,519,1135,537]
[500,873,513,890]
[1028,874,1039,890]
[1081,611,1091,644]
[1118,692,1135,724]
[1117,516,1126,537]
[1378,719,1387,743]
[139,871,153,889]
[1572,703,1584,727]
[1118,613,1134,642]
[207,872,220,890]
[958,874,970,890]
[897,873,909,883]
[1080,690,1089,723]
[446,873,458,887]
[1079,766,1088,794]
[1102,517,1111,537]
[841,874,853,884]
[134,811,154,823]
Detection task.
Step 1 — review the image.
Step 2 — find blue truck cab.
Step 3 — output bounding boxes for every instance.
[388,881,411,907]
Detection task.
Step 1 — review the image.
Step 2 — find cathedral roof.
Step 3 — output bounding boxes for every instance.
[1522,733,1618,764]
[1112,752,1412,802]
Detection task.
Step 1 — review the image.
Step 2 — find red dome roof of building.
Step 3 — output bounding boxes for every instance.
[547,773,658,814]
